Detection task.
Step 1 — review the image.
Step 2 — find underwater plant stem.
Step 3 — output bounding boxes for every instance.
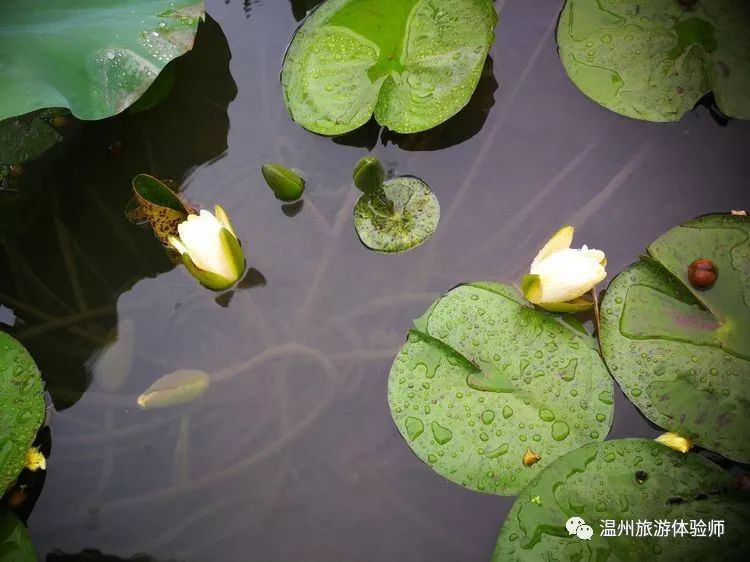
[592,286,601,337]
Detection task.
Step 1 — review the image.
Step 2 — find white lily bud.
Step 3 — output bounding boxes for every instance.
[169,206,245,291]
[522,226,606,311]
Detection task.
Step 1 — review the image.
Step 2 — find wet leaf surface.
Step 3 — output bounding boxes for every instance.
[0,0,204,121]
[281,0,497,134]
[601,214,750,462]
[0,509,35,562]
[494,439,750,561]
[557,0,750,121]
[388,283,613,495]
[353,176,439,253]
[0,332,45,492]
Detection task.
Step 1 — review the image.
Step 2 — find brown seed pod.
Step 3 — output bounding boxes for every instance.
[687,258,718,290]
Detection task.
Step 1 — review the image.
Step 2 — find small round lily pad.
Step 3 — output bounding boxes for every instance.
[353,176,439,253]
[0,332,45,492]
[600,213,750,462]
[557,0,750,121]
[388,282,613,495]
[493,439,750,561]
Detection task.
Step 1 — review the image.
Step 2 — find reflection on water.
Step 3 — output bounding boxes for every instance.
[0,15,236,410]
[0,0,748,561]
[47,550,175,562]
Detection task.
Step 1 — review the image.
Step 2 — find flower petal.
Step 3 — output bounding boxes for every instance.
[531,225,574,270]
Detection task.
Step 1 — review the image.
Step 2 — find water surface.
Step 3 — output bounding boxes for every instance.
[1,0,748,560]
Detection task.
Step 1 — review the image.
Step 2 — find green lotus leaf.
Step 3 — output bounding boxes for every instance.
[600,214,750,462]
[281,0,498,135]
[0,509,35,562]
[493,438,750,561]
[387,282,614,495]
[353,176,439,253]
[557,0,750,121]
[0,332,45,493]
[0,0,205,122]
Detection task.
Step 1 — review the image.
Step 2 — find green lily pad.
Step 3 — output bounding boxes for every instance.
[281,0,498,135]
[0,332,45,493]
[387,282,614,495]
[0,509,35,562]
[600,214,750,462]
[557,0,750,121]
[0,112,62,166]
[493,438,750,561]
[0,0,204,122]
[353,176,439,253]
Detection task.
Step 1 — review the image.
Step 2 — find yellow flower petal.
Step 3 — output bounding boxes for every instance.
[654,432,692,453]
[24,447,46,471]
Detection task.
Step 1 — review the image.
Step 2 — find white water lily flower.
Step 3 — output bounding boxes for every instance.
[169,206,245,291]
[522,226,606,312]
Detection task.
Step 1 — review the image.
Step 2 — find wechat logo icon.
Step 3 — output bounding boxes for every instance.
[566,516,594,540]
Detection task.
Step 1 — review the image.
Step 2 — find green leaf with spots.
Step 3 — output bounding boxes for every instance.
[387,282,613,495]
[600,213,750,462]
[0,509,35,562]
[281,0,498,135]
[493,439,750,561]
[131,174,195,247]
[353,176,439,253]
[0,332,45,493]
[0,0,204,122]
[557,0,750,121]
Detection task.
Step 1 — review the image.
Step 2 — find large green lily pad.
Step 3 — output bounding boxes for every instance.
[387,283,613,495]
[0,0,204,122]
[0,509,35,562]
[281,0,498,135]
[0,332,45,493]
[353,176,439,253]
[557,0,750,121]
[493,438,750,561]
[600,214,750,462]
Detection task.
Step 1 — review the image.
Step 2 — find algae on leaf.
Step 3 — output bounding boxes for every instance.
[388,283,613,495]
[600,214,750,462]
[281,0,498,135]
[0,0,205,121]
[557,0,750,121]
[493,439,750,561]
[0,332,46,493]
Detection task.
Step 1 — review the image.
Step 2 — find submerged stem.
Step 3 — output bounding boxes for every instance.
[591,286,601,337]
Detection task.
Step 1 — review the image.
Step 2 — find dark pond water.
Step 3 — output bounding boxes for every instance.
[1,0,749,560]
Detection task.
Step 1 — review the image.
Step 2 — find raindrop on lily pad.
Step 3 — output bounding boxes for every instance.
[353,176,439,253]
[494,439,750,560]
[281,0,498,135]
[387,282,613,495]
[557,0,750,121]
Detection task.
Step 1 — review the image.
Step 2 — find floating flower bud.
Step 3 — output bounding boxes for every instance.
[169,206,245,291]
[688,258,717,290]
[24,447,46,471]
[522,448,541,467]
[655,432,692,453]
[522,226,607,312]
[262,163,305,202]
[353,156,385,194]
